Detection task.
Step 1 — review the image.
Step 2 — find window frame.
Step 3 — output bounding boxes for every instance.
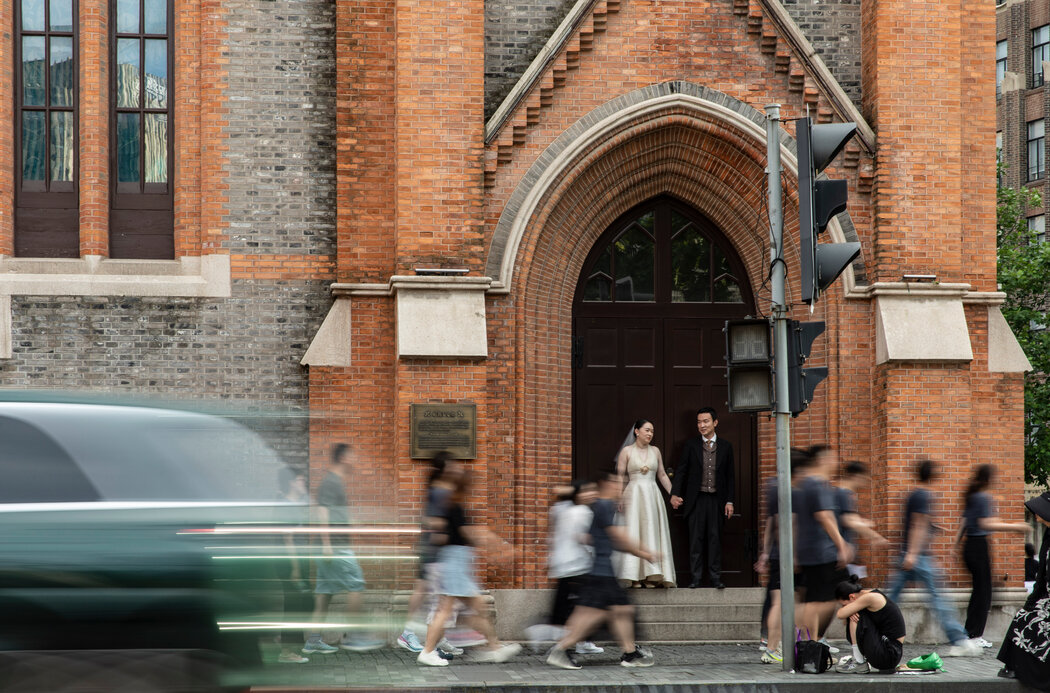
[108,0,175,258]
[1029,215,1046,244]
[13,0,80,257]
[1033,25,1049,88]
[997,39,1007,95]
[1028,119,1045,182]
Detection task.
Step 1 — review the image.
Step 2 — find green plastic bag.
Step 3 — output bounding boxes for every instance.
[906,653,943,671]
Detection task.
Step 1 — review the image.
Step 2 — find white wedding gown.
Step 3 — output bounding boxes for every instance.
[615,444,676,586]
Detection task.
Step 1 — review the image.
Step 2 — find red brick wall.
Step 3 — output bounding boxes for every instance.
[314,0,1021,592]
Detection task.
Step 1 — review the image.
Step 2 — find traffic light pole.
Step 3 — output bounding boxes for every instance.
[765,104,795,672]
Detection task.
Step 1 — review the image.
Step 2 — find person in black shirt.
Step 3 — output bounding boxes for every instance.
[833,577,906,674]
[546,472,659,670]
[997,491,1050,689]
[417,469,522,667]
[1025,542,1038,584]
[886,459,978,656]
[954,464,1028,646]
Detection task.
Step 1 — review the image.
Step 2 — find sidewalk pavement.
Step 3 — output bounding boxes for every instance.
[247,641,1029,692]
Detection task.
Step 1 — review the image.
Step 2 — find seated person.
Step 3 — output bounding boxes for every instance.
[833,577,906,674]
[997,491,1050,690]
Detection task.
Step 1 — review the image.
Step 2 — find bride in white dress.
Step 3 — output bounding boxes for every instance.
[615,419,676,587]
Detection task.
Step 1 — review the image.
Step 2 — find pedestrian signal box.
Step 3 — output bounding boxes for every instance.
[724,319,773,413]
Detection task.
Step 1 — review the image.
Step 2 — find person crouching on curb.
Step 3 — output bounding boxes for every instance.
[546,472,658,670]
[833,576,906,674]
[416,469,521,667]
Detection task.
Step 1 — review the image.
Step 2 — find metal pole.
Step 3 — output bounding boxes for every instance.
[765,104,795,673]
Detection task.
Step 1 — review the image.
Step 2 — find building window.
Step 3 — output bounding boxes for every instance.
[1029,120,1045,181]
[1029,215,1046,244]
[1034,26,1049,87]
[14,0,79,257]
[997,39,1007,95]
[110,0,174,259]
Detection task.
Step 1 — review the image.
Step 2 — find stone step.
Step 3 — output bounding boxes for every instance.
[634,603,761,623]
[636,620,761,643]
[628,586,765,605]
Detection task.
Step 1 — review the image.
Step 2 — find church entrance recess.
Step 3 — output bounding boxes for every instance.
[572,197,759,587]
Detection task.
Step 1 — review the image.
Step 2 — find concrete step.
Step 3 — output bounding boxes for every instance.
[637,620,761,642]
[628,586,765,605]
[634,603,761,623]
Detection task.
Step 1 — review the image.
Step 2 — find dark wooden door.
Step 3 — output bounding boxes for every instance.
[572,197,759,587]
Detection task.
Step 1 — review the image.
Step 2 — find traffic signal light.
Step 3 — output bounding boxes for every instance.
[784,320,827,416]
[796,117,861,305]
[724,319,773,413]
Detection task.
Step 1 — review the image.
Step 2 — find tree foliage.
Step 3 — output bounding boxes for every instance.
[997,163,1050,486]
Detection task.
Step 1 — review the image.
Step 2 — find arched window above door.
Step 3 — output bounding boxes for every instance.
[581,200,745,305]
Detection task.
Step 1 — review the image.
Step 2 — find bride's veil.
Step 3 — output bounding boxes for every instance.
[613,426,637,464]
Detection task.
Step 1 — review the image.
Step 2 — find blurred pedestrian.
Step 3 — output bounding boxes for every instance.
[835,460,889,580]
[546,472,657,670]
[670,407,734,589]
[416,469,521,666]
[276,467,311,664]
[616,419,676,588]
[794,446,852,647]
[398,451,455,655]
[886,459,980,656]
[954,464,1029,647]
[833,576,906,674]
[754,447,810,664]
[544,481,603,654]
[303,444,384,655]
[997,491,1050,689]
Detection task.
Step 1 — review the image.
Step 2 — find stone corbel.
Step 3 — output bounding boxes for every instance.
[866,283,974,364]
[391,276,491,358]
[302,275,492,365]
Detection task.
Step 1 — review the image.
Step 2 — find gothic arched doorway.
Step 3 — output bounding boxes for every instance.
[572,196,759,587]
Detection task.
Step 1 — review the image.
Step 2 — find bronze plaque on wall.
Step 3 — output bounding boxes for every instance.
[410,403,477,459]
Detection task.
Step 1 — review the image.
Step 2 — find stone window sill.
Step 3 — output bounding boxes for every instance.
[0,255,231,359]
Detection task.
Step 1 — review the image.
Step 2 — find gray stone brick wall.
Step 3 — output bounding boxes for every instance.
[0,0,337,468]
[485,0,577,119]
[221,0,337,256]
[781,0,862,107]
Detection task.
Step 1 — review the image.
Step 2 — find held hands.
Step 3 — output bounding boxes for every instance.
[670,495,683,510]
[724,502,734,519]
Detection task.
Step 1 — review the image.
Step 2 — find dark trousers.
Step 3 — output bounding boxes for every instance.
[963,534,992,638]
[687,492,722,584]
[550,575,585,626]
[847,611,904,671]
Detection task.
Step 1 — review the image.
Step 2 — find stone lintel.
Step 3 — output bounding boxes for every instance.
[874,288,974,364]
[393,276,490,358]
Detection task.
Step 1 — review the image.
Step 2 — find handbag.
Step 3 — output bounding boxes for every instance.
[794,629,833,674]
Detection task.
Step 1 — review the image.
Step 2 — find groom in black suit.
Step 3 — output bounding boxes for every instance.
[670,407,735,589]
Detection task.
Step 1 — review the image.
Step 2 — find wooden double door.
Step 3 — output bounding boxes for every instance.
[571,197,759,587]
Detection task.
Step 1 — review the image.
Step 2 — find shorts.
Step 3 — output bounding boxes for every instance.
[315,548,366,594]
[849,612,904,671]
[766,558,781,592]
[800,562,849,603]
[575,574,631,610]
[436,544,480,598]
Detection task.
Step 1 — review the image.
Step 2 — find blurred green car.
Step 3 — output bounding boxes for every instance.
[0,400,303,690]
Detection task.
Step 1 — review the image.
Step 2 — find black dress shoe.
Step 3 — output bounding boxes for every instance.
[713,582,726,590]
[687,581,701,588]
[997,667,1016,679]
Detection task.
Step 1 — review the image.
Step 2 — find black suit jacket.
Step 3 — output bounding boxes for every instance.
[671,436,735,517]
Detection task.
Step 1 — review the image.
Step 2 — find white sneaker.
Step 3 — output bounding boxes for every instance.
[475,642,522,663]
[437,637,464,655]
[818,637,840,654]
[975,637,994,648]
[575,641,604,654]
[417,649,449,667]
[945,639,983,657]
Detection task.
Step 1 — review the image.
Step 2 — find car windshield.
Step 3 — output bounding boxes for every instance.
[0,404,285,503]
